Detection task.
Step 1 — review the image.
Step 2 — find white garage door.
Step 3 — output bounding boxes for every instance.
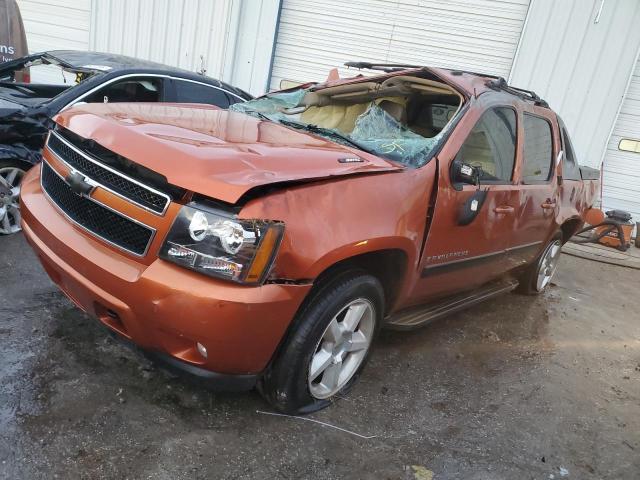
[602,57,640,223]
[270,0,530,89]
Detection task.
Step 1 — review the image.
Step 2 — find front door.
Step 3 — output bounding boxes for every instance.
[408,104,521,304]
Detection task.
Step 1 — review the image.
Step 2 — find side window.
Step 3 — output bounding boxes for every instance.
[84,78,162,103]
[457,107,517,183]
[561,127,582,181]
[522,114,553,183]
[174,80,231,108]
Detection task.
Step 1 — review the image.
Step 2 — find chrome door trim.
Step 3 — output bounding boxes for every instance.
[61,73,246,112]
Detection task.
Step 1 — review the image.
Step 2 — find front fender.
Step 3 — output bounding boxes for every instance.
[239,161,437,284]
[300,236,418,280]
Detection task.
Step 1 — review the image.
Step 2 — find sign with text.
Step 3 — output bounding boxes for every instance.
[0,0,28,64]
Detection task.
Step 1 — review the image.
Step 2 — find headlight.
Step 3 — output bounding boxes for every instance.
[159,204,284,285]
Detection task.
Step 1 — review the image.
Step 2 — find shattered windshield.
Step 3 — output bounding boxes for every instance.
[230,78,461,167]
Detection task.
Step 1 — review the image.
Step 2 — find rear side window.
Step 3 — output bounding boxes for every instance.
[174,80,231,108]
[457,107,517,183]
[85,78,162,103]
[522,114,553,183]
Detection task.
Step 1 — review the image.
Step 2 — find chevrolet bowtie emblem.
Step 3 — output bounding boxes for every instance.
[65,171,94,197]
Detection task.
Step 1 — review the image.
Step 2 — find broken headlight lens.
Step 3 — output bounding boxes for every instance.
[159,204,284,285]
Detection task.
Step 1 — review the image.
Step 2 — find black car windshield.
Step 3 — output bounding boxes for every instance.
[230,80,462,167]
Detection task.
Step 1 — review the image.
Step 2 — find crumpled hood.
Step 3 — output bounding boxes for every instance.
[0,97,26,116]
[1,99,51,165]
[54,103,403,204]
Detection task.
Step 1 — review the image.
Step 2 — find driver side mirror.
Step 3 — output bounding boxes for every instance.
[451,159,481,186]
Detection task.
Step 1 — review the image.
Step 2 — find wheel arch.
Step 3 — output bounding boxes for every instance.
[303,246,412,316]
[559,216,585,244]
[0,156,36,171]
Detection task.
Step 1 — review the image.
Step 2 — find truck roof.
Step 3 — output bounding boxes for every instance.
[330,62,549,108]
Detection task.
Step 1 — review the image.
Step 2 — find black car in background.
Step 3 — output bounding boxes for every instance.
[0,50,252,234]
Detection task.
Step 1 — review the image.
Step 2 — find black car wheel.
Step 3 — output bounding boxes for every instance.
[259,271,384,414]
[0,160,27,235]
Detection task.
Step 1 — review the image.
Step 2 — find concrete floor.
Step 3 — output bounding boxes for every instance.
[1,233,639,480]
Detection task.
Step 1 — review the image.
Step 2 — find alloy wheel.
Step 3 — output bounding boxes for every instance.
[0,166,26,235]
[536,239,562,291]
[308,298,375,399]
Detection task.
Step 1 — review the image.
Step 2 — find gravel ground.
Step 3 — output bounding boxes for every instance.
[1,232,639,479]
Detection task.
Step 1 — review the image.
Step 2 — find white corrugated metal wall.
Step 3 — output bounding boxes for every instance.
[602,56,640,222]
[269,0,530,89]
[89,0,237,81]
[228,0,281,95]
[509,0,640,171]
[16,0,91,52]
[15,0,91,82]
[15,0,277,96]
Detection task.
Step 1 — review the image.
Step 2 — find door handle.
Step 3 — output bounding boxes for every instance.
[541,199,557,209]
[494,205,514,214]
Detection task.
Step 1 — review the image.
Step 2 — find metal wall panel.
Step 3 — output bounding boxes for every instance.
[602,57,640,222]
[229,0,281,96]
[509,0,640,171]
[90,0,235,80]
[270,0,530,89]
[15,0,91,82]
[16,0,91,52]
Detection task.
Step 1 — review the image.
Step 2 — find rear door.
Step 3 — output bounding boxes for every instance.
[508,110,561,267]
[409,103,521,303]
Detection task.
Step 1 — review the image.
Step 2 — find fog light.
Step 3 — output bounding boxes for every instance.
[196,342,208,359]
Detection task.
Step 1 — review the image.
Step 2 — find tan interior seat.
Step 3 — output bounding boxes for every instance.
[300,103,369,133]
[378,99,407,125]
[299,96,410,133]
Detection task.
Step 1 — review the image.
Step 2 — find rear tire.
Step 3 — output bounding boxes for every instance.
[0,160,28,235]
[259,271,384,414]
[517,233,563,295]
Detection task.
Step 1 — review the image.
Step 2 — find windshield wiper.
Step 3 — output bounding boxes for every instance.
[279,119,372,154]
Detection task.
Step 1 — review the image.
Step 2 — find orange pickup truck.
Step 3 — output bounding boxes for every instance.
[20,64,599,413]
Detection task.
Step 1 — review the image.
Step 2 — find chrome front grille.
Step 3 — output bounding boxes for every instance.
[47,131,170,215]
[41,161,155,256]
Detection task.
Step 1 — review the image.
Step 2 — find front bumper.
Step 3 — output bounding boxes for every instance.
[20,166,311,384]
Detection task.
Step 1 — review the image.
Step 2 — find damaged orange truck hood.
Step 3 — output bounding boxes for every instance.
[54,103,403,204]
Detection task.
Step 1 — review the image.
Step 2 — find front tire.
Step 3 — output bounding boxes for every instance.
[517,234,563,295]
[0,160,28,235]
[259,272,384,414]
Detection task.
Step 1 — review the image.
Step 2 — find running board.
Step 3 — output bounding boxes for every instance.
[385,279,519,330]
